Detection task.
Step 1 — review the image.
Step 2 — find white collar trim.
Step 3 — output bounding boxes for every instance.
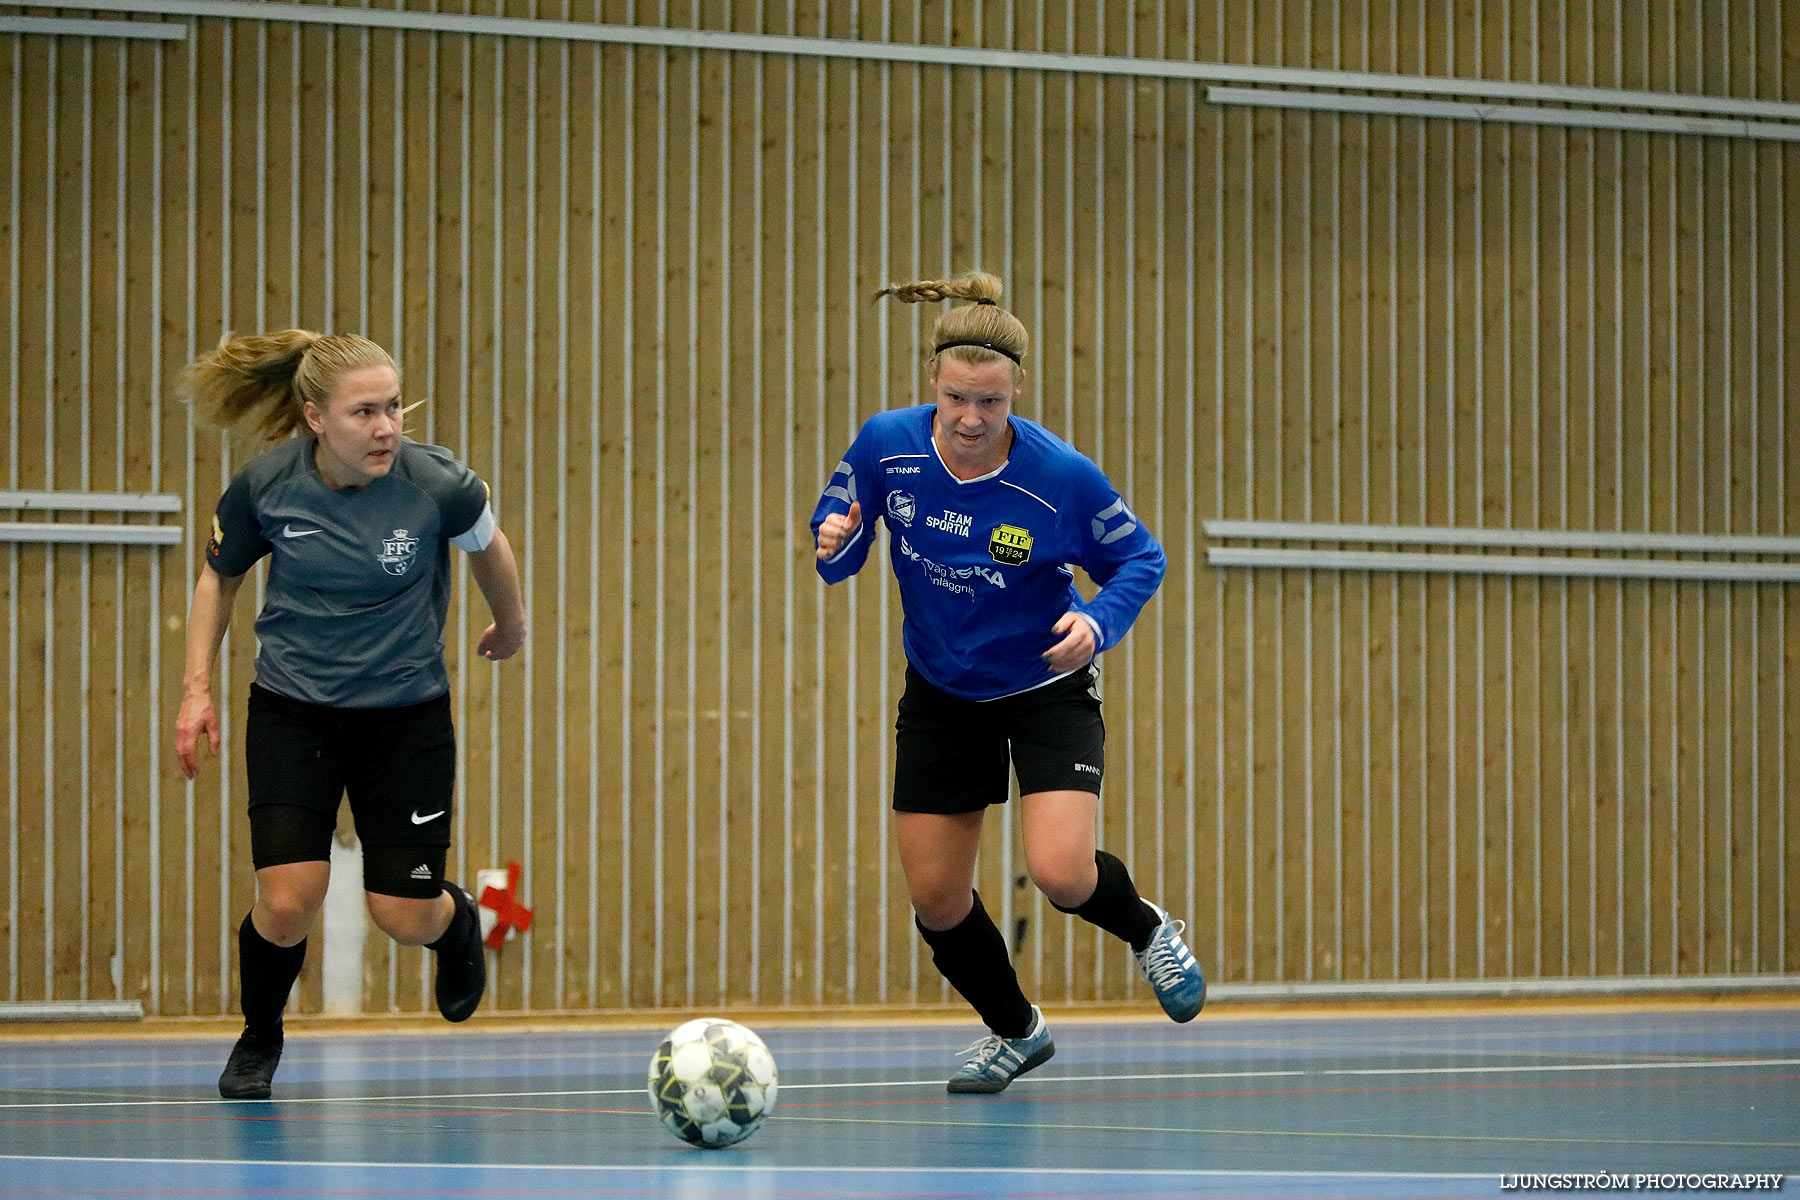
[929,417,1010,485]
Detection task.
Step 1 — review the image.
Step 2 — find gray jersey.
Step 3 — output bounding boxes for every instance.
[206,437,491,708]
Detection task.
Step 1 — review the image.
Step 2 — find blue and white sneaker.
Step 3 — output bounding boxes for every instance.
[946,1005,1055,1094]
[1136,901,1206,1022]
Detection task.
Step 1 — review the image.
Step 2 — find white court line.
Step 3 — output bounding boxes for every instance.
[1,1057,1795,1111]
[0,1017,1786,1069]
[0,1022,1784,1072]
[0,1155,1493,1180]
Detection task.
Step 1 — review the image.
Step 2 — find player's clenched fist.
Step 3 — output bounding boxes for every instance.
[815,500,862,560]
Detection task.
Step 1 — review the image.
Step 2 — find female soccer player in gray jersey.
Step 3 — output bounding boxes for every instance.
[174,331,526,1100]
[810,273,1206,1094]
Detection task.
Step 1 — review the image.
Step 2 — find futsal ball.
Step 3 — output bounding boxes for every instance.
[647,1018,779,1148]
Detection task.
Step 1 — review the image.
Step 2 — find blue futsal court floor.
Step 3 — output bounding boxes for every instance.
[0,1002,1794,1198]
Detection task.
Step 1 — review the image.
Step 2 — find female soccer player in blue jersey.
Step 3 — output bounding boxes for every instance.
[174,331,527,1100]
[811,272,1206,1093]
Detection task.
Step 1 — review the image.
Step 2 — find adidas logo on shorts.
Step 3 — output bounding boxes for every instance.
[410,865,432,880]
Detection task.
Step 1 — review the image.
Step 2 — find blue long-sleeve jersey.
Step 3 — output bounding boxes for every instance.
[811,405,1166,702]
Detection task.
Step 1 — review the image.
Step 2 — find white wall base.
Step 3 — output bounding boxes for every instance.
[321,840,367,1015]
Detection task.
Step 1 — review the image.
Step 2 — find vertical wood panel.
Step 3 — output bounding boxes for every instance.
[3,30,19,1006]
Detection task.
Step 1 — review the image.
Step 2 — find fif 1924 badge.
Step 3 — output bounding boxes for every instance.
[988,524,1032,565]
[379,528,420,576]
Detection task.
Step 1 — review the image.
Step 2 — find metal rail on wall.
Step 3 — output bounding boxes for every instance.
[24,0,1800,143]
[1204,520,1800,583]
[0,491,184,545]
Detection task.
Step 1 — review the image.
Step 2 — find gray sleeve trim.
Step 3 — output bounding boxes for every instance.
[823,458,859,507]
[450,503,497,552]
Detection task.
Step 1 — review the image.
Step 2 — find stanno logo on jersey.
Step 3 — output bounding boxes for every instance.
[378,528,420,576]
[886,464,921,475]
[886,491,916,527]
[926,509,973,537]
[989,524,1033,565]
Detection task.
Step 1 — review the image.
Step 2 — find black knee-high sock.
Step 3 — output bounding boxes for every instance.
[1051,850,1159,953]
[238,913,305,1039]
[426,884,477,953]
[915,891,1035,1039]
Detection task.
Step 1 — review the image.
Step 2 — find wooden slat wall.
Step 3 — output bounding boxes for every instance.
[0,1,1794,1017]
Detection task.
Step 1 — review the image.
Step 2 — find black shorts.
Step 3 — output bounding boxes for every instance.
[245,683,456,898]
[893,664,1106,814]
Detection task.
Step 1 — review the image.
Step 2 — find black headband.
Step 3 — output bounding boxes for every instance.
[933,297,1019,362]
[934,338,1022,364]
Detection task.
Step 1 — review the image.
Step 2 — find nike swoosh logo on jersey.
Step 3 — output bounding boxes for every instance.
[282,525,323,538]
[411,809,446,825]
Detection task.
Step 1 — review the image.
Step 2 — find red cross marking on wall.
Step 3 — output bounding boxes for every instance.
[478,860,533,951]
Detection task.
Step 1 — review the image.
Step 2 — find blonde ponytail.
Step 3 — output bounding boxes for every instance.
[179,330,396,442]
[873,271,1028,378]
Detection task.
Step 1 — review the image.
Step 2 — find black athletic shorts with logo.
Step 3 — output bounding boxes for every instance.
[893,664,1106,814]
[245,683,456,899]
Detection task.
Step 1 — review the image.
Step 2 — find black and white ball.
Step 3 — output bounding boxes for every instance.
[647,1018,779,1148]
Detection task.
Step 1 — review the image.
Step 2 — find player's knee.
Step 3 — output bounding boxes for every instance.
[365,892,446,946]
[1027,851,1097,910]
[254,892,320,945]
[910,885,975,932]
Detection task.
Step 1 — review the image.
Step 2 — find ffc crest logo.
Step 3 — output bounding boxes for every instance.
[378,528,420,576]
[989,524,1032,565]
[886,491,916,528]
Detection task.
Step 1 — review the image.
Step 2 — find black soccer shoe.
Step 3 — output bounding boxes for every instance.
[218,1027,283,1100]
[433,885,487,1023]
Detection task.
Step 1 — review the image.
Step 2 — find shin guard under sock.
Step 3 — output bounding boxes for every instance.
[915,891,1034,1038]
[1051,850,1159,953]
[237,913,305,1038]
